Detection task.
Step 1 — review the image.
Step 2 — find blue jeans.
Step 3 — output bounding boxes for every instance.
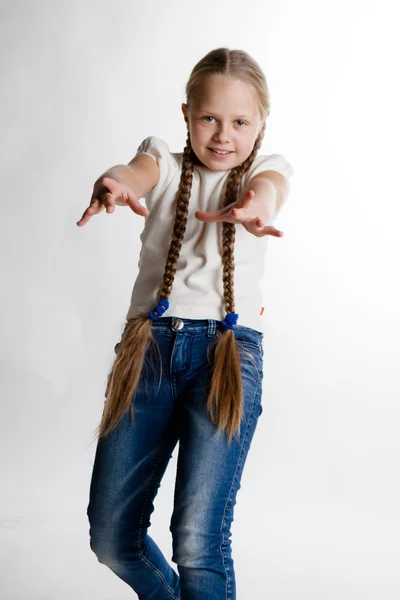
[87,317,264,600]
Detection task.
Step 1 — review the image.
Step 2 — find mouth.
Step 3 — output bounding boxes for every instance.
[208,148,233,157]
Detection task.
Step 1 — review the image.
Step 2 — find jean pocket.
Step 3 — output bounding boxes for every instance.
[234,327,263,354]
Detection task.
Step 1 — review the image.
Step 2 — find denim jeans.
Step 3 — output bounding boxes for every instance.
[87,317,264,600]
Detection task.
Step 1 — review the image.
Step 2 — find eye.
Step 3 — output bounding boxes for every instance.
[201,116,247,126]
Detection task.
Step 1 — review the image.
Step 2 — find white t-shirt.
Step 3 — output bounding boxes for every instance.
[125,136,294,333]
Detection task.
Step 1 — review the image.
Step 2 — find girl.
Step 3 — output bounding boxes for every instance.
[78,48,293,600]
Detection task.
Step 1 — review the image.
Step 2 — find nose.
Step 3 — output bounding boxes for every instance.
[213,122,231,144]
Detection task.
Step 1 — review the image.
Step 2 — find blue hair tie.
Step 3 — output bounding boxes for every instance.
[221,312,239,330]
[148,299,169,321]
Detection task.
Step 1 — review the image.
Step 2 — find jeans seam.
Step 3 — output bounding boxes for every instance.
[136,452,180,600]
[220,366,263,600]
[136,549,180,600]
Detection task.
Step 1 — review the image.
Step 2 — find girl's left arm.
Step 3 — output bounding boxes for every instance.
[241,170,290,232]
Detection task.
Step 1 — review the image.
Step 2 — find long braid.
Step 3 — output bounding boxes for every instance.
[206,122,266,444]
[221,121,266,314]
[157,135,193,302]
[95,134,195,441]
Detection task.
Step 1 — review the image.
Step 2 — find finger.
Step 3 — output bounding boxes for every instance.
[99,178,148,217]
[238,189,254,205]
[76,199,104,226]
[195,210,221,223]
[98,176,121,195]
[102,192,115,214]
[125,190,150,217]
[94,176,121,213]
[90,178,114,204]
[258,226,284,237]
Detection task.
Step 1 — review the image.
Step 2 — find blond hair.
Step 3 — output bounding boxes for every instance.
[95,48,270,444]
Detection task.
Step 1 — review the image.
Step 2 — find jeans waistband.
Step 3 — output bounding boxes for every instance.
[149,317,263,339]
[116,317,263,354]
[150,317,219,335]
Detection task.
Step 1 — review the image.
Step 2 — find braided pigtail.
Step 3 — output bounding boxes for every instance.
[207,122,266,444]
[94,133,194,440]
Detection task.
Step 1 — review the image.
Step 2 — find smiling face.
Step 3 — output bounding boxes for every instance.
[182,75,265,172]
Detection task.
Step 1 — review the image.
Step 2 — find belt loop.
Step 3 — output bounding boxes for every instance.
[207,319,216,336]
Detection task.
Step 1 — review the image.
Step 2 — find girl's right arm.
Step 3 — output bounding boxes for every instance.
[77,153,160,227]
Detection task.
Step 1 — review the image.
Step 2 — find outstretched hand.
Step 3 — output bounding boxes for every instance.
[77,174,149,227]
[195,189,283,238]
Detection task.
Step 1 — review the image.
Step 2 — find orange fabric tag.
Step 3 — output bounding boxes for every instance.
[260,307,265,316]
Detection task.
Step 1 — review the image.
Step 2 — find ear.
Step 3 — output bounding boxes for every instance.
[181,103,189,130]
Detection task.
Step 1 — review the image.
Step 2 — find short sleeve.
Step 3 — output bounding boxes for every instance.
[135,136,178,207]
[242,153,294,189]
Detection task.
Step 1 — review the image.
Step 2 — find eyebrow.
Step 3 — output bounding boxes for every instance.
[197,109,253,119]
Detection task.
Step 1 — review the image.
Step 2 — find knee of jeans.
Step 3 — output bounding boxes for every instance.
[89,526,140,567]
[171,527,227,568]
[89,529,119,564]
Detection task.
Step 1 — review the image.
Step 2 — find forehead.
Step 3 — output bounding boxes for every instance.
[190,75,259,117]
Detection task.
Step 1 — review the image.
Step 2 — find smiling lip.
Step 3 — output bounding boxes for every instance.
[208,148,233,157]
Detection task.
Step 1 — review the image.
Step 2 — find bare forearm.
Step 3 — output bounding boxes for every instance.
[242,178,277,227]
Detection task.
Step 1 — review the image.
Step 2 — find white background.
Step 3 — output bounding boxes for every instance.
[1,0,399,598]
